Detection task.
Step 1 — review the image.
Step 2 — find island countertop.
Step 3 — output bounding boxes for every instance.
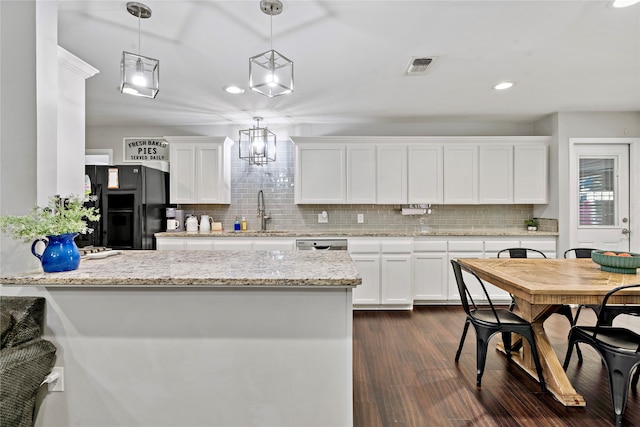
[0,250,362,288]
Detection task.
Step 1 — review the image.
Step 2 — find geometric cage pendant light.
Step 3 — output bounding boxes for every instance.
[239,117,277,166]
[249,0,293,97]
[120,2,159,98]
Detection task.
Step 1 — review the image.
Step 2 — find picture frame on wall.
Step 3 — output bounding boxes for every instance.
[122,137,169,163]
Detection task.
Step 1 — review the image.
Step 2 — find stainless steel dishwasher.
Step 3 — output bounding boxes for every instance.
[295,239,348,251]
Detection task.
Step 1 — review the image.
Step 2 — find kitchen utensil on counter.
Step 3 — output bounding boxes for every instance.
[200,215,213,232]
[186,215,199,233]
[166,219,180,231]
[174,210,185,231]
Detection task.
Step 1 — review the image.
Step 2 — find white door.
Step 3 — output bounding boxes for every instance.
[571,144,630,252]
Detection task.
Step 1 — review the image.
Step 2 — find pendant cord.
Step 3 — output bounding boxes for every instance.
[138,10,141,55]
[270,8,273,52]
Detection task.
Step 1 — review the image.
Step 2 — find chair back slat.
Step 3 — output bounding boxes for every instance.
[497,248,547,259]
[563,248,597,259]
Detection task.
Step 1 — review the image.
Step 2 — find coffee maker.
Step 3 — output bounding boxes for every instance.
[166,208,184,232]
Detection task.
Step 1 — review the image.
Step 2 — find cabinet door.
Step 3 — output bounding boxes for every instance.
[296,144,346,203]
[412,252,448,301]
[253,239,296,251]
[478,145,513,204]
[380,254,412,305]
[351,254,381,305]
[377,145,407,204]
[156,239,186,250]
[197,144,223,204]
[185,240,215,250]
[212,240,254,250]
[447,251,484,301]
[514,144,548,203]
[444,145,478,204]
[347,146,376,203]
[408,145,443,204]
[169,143,197,204]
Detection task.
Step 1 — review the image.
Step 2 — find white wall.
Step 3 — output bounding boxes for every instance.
[57,47,98,197]
[36,1,58,206]
[0,1,40,275]
[534,112,640,254]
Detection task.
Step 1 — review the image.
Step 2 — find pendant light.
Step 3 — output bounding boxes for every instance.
[249,0,293,97]
[239,117,277,166]
[120,2,159,98]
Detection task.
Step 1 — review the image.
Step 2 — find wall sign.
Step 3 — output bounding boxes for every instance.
[123,137,169,162]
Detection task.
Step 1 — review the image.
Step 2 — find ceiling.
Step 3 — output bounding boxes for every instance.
[57,1,640,129]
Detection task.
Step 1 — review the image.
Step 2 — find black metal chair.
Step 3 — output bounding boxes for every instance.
[497,248,548,311]
[563,284,640,427]
[451,260,546,391]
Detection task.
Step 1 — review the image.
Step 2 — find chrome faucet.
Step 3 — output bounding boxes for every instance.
[257,190,270,231]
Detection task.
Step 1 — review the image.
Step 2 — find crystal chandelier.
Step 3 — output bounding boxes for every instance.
[239,117,277,166]
[120,2,159,98]
[249,0,293,97]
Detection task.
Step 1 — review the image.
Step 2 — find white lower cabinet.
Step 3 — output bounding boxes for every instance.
[350,254,381,305]
[157,239,186,250]
[349,239,413,309]
[412,240,448,302]
[381,254,412,305]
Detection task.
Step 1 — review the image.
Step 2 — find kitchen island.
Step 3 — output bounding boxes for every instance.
[0,250,361,427]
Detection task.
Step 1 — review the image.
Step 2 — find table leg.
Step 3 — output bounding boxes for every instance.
[500,299,586,407]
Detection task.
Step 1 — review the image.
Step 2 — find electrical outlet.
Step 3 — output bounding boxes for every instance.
[49,367,64,392]
[318,211,328,223]
[357,214,364,224]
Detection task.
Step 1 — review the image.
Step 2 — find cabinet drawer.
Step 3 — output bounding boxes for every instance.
[348,241,380,254]
[448,240,484,252]
[413,241,447,252]
[380,240,412,254]
[484,241,520,252]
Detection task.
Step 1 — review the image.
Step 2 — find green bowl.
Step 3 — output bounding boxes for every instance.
[591,250,640,274]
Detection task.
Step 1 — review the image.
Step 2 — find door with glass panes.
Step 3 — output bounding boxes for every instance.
[571,144,630,252]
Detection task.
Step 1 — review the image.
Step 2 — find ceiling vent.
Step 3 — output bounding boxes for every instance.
[405,57,436,75]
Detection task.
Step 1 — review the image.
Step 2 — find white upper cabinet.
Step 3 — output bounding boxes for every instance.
[166,136,232,204]
[478,145,514,204]
[407,145,443,204]
[292,136,549,205]
[376,145,407,204]
[444,145,478,204]
[294,141,346,204]
[514,144,548,204]
[347,145,376,203]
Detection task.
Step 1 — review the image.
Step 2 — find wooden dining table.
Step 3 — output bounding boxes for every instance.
[457,257,640,407]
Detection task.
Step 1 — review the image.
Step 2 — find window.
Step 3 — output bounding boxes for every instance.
[579,158,615,226]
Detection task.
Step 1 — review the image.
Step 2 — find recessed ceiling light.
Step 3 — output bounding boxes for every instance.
[612,0,640,7]
[493,81,515,91]
[224,85,245,94]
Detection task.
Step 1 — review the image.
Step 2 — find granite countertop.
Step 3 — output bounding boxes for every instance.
[0,250,362,288]
[155,229,559,238]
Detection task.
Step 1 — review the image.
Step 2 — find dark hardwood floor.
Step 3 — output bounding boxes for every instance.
[353,306,639,427]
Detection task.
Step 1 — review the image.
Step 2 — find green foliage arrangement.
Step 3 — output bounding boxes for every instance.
[0,194,100,242]
[524,218,539,228]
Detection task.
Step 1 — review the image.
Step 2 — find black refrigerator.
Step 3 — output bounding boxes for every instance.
[80,165,169,250]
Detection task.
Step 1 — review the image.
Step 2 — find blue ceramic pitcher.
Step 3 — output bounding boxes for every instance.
[31,233,81,273]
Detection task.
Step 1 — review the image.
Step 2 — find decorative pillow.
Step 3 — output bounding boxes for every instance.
[0,297,45,348]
